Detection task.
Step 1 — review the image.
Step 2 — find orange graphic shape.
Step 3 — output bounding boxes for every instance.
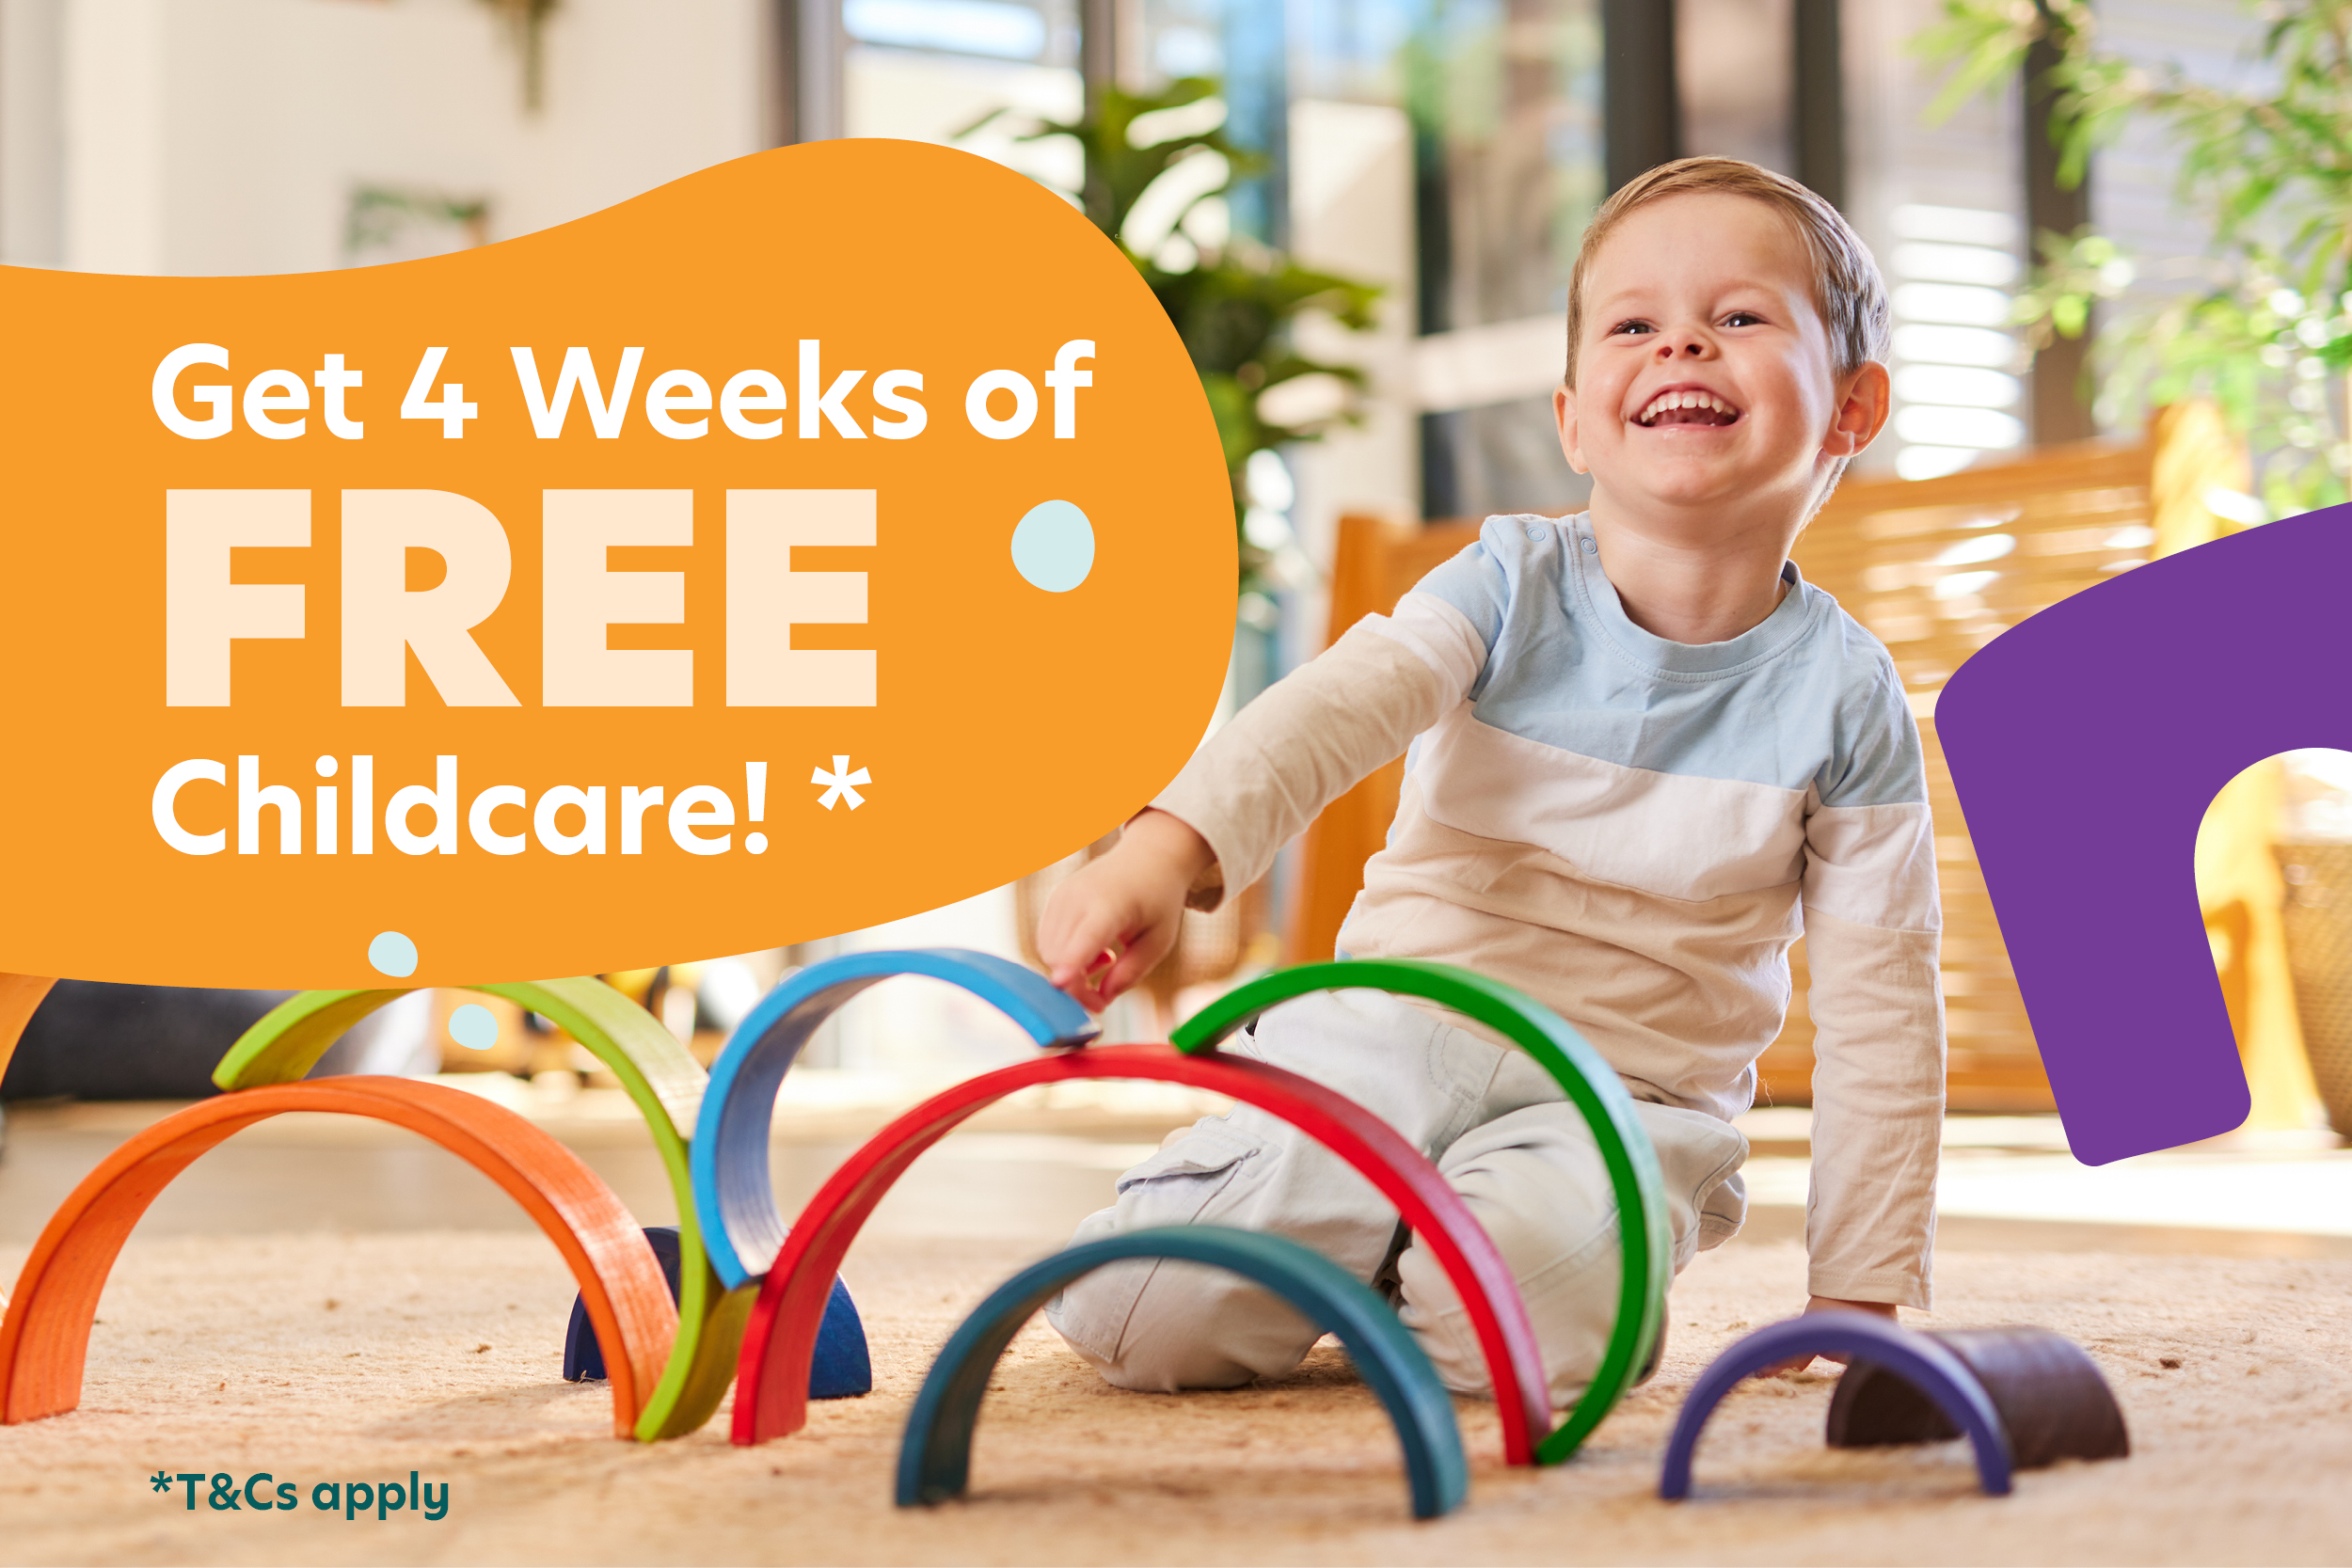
[0,139,1233,986]
[0,974,53,1087]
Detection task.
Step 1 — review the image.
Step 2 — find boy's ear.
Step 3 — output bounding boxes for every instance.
[1825,360,1892,458]
[1554,385,1591,475]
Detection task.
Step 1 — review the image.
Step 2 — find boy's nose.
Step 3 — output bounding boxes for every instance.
[1655,333,1714,359]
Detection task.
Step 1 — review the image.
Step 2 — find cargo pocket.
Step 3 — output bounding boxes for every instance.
[1047,1117,1267,1374]
[1110,1117,1262,1210]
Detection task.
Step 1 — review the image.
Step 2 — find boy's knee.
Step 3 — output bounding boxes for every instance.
[1046,1258,1312,1392]
[1395,1101,1742,1402]
[1396,1106,1627,1402]
[1044,1126,1328,1391]
[1438,1104,1617,1265]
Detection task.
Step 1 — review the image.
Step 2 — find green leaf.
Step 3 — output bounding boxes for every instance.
[971,74,1385,594]
[1913,0,2352,510]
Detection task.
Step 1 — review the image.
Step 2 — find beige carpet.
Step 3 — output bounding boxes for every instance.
[1,1229,2347,1565]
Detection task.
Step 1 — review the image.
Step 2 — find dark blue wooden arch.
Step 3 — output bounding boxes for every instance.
[562,1226,871,1400]
[691,948,1093,1289]
[1661,1313,2013,1498]
[896,1227,1469,1519]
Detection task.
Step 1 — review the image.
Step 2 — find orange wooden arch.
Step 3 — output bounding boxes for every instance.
[0,1076,676,1437]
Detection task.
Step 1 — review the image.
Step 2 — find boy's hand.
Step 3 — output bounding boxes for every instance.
[1758,1297,1900,1376]
[1037,809,1216,1011]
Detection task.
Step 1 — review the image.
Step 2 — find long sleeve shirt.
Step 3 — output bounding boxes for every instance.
[1154,512,1946,1307]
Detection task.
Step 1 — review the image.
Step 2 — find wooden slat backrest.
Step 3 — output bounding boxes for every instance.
[1290,441,2163,1111]
[1286,514,1486,967]
[1775,439,2156,1110]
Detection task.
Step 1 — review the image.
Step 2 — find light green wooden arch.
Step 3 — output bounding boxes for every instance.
[1170,958,1670,1465]
[213,977,736,1442]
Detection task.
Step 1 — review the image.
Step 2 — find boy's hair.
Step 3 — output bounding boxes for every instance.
[1564,157,1890,387]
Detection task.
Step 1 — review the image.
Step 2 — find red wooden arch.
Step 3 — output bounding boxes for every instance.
[736,1044,1552,1464]
[0,1076,676,1437]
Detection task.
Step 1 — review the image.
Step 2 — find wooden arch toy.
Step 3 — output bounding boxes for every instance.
[691,947,1094,1290]
[562,1227,874,1401]
[1827,1324,2129,1472]
[1173,958,1669,1465]
[0,1076,675,1437]
[733,1041,1552,1464]
[898,1227,1469,1520]
[211,977,727,1441]
[1661,1313,2017,1498]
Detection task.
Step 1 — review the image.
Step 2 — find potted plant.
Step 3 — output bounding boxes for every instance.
[1922,0,2352,516]
[975,77,1382,594]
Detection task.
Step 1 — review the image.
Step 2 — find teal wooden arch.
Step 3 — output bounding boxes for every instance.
[898,1227,1468,1519]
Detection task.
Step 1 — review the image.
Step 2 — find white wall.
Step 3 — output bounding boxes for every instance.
[41,0,773,277]
[1,0,68,264]
[1285,96,1417,657]
[843,43,1080,190]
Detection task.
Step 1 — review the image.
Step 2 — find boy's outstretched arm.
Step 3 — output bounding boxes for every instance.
[1037,809,1215,1011]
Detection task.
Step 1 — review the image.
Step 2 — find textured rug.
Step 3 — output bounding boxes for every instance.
[2,1226,2348,1565]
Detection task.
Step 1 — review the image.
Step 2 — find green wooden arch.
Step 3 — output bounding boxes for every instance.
[1170,958,1670,1465]
[212,977,736,1442]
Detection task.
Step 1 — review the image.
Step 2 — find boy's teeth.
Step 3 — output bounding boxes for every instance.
[1638,390,1737,425]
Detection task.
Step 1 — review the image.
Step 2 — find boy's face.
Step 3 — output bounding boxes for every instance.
[1556,192,1887,533]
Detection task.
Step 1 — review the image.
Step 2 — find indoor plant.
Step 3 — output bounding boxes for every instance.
[1923,0,2352,517]
[978,76,1381,594]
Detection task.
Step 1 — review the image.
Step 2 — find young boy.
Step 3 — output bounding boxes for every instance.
[1036,157,1942,1401]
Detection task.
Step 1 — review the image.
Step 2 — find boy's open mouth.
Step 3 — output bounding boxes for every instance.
[1635,389,1741,428]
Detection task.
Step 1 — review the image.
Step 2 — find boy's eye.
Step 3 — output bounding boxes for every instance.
[1611,320,1655,337]
[1723,310,1766,327]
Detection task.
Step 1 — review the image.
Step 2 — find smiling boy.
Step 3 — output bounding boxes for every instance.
[1037,158,1942,1399]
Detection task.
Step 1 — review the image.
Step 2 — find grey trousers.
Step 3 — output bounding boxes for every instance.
[1045,990,1750,1405]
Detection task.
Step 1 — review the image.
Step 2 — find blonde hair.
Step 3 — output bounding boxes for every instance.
[1564,157,1889,388]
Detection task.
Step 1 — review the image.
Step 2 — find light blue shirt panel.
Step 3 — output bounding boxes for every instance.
[1407,514,1926,809]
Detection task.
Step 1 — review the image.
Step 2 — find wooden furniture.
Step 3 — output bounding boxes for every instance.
[1291,427,2246,1111]
[1286,515,1489,970]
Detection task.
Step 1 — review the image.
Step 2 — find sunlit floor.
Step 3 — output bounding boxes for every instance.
[7,1087,2351,1566]
[3,1088,2346,1260]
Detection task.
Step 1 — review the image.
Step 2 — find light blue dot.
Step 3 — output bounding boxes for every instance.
[368,930,419,978]
[448,1003,500,1052]
[1010,499,1095,593]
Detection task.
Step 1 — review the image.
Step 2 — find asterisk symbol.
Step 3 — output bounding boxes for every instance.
[812,755,870,811]
[149,1471,172,1494]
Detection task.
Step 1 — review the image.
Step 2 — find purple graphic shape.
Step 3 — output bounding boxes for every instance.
[1933,509,2352,1163]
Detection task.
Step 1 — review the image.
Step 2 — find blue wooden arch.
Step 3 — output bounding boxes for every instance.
[1661,1313,2014,1498]
[691,948,1093,1289]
